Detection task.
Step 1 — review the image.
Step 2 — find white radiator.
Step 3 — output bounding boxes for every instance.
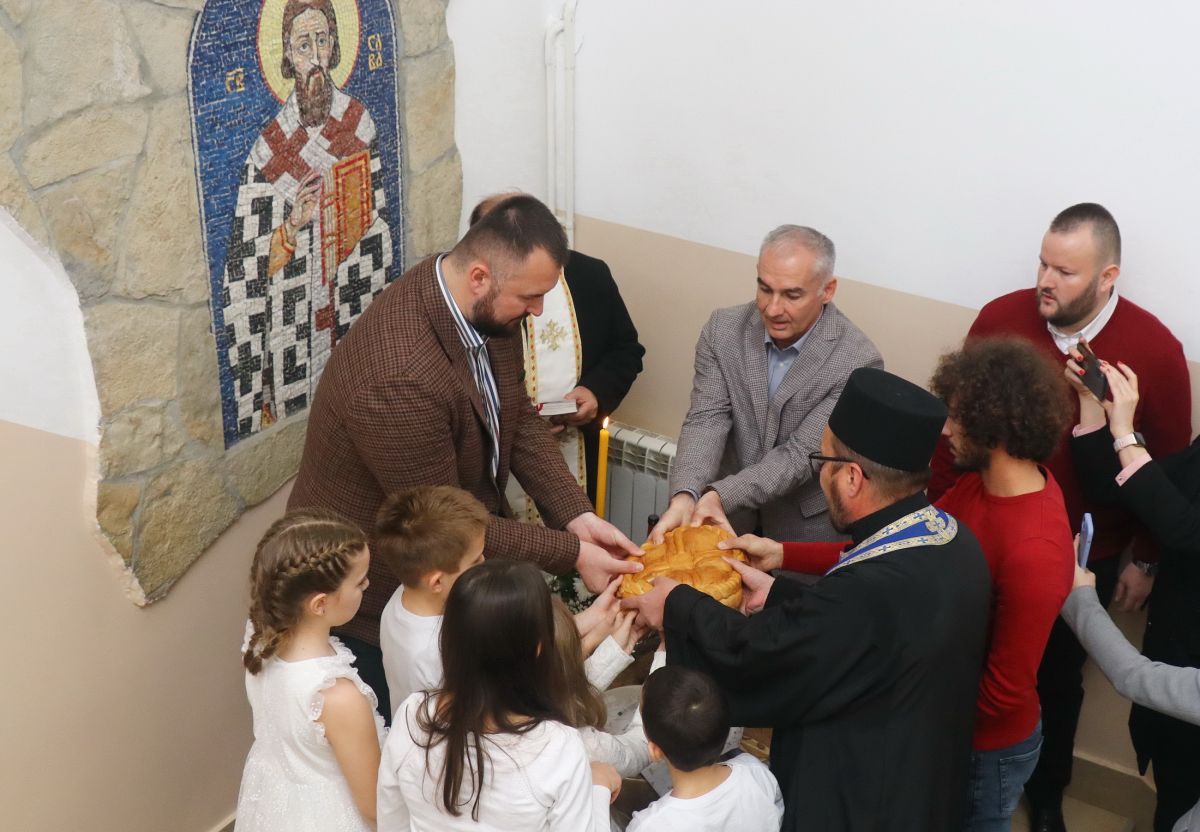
[604,422,676,543]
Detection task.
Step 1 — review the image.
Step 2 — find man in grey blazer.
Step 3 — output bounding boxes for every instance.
[651,225,883,543]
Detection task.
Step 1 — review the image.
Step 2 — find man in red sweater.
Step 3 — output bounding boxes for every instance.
[726,338,1076,831]
[927,203,1192,831]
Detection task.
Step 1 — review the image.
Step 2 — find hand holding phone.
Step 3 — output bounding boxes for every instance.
[1076,341,1109,401]
[1077,513,1095,569]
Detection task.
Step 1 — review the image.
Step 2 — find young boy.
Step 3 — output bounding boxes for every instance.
[630,666,783,832]
[375,485,488,718]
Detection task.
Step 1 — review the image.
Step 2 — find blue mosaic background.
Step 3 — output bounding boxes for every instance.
[188,0,404,448]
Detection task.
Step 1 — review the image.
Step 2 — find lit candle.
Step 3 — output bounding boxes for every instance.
[595,417,610,518]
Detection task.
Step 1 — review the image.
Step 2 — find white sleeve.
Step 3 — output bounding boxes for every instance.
[579,723,651,778]
[545,729,612,832]
[376,701,416,832]
[585,636,634,691]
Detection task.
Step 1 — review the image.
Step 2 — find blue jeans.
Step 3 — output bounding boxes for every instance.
[965,723,1043,831]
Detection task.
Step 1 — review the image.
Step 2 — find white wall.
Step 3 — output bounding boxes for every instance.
[0,211,98,441]
[548,0,1199,356]
[447,0,564,222]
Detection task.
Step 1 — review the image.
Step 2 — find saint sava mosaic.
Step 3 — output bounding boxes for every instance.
[191,0,404,446]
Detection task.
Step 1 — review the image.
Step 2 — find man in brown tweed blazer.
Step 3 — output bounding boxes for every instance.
[289,195,641,715]
[651,225,883,545]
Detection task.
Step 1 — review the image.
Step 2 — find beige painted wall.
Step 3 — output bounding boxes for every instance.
[0,418,289,832]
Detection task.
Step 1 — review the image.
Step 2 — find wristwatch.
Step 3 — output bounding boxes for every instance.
[1112,432,1146,452]
[1132,559,1159,578]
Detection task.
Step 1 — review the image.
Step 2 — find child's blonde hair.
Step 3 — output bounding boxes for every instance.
[244,508,366,674]
[550,598,608,730]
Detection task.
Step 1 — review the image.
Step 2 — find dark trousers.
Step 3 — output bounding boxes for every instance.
[336,632,392,726]
[1024,555,1121,807]
[1151,748,1200,832]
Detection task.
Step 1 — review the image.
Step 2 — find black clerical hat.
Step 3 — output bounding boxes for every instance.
[828,368,947,472]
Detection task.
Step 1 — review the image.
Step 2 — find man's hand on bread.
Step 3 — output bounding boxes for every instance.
[725,558,775,615]
[649,492,696,543]
[620,576,681,630]
[569,512,644,593]
[690,488,735,536]
[719,533,784,572]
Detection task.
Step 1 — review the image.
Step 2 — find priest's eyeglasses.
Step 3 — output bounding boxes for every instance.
[808,453,870,480]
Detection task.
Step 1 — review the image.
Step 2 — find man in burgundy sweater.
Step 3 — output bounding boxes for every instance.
[927,203,1192,831]
[728,338,1076,831]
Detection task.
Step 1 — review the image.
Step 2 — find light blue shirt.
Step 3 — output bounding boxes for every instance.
[765,308,821,399]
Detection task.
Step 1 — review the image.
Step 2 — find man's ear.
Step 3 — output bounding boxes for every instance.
[821,276,838,304]
[465,260,494,298]
[1099,263,1120,294]
[647,739,664,763]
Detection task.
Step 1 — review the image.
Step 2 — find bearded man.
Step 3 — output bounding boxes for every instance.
[221,0,394,440]
[927,203,1192,832]
[289,195,643,720]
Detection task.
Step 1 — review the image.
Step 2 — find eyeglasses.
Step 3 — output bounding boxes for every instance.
[808,452,869,480]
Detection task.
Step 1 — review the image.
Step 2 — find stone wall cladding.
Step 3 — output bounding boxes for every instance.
[0,0,461,602]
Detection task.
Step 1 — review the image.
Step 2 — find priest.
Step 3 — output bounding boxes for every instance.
[623,367,992,831]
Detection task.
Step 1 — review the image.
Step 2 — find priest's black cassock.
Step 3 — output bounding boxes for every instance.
[664,493,992,831]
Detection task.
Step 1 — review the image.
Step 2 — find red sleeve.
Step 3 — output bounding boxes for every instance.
[975,535,1073,724]
[781,541,843,574]
[1128,334,1192,563]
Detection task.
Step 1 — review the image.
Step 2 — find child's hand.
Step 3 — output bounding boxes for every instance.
[580,606,619,657]
[613,609,641,655]
[590,761,622,803]
[574,577,620,639]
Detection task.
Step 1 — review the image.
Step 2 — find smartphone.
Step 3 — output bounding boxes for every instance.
[1078,513,1095,569]
[1076,342,1109,401]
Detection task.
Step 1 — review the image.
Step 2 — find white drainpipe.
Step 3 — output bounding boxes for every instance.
[544,1,578,247]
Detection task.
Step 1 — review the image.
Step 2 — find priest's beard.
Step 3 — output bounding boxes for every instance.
[471,285,526,338]
[826,481,851,534]
[297,66,334,128]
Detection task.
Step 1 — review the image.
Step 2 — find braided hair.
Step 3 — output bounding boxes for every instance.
[244,508,366,674]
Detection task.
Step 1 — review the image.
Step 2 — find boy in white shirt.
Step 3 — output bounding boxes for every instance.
[628,666,783,832]
[376,485,487,719]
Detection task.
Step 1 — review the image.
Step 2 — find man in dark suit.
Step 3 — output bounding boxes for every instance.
[624,368,992,831]
[652,225,882,544]
[468,195,645,503]
[288,195,642,716]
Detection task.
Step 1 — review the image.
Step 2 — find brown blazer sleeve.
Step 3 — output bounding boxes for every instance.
[344,370,584,575]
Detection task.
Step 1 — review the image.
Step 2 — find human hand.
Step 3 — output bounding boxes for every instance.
[612,609,641,654]
[580,605,618,656]
[553,386,599,427]
[649,493,695,543]
[719,533,783,572]
[1113,561,1153,612]
[1101,361,1140,439]
[590,761,622,803]
[574,578,620,639]
[725,557,775,615]
[1073,562,1096,591]
[620,576,681,631]
[690,489,734,535]
[568,512,642,558]
[576,540,642,594]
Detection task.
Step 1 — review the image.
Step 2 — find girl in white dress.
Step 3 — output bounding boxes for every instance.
[235,509,385,832]
[378,560,618,831]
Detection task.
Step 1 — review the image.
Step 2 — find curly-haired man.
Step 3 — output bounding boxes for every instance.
[726,337,1076,831]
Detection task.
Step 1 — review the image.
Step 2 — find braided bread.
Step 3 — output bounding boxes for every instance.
[619,525,747,608]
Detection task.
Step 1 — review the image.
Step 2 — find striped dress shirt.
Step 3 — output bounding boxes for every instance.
[434,255,501,479]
